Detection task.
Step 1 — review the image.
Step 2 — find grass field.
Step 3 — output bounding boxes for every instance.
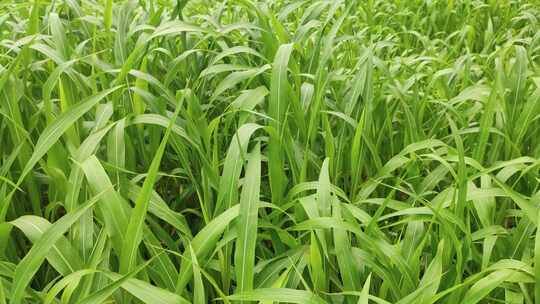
[1,0,540,303]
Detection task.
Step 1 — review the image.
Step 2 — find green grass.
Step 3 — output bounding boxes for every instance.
[1,0,540,303]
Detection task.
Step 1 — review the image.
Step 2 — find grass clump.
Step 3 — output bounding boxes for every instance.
[1,0,540,303]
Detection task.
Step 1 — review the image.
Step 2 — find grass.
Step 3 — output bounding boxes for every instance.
[0,0,540,303]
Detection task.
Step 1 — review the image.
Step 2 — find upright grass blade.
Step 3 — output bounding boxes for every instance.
[120,96,183,274]
[81,155,129,251]
[234,143,261,292]
[268,43,293,205]
[20,85,122,183]
[215,123,262,216]
[104,0,113,32]
[189,245,205,304]
[358,273,371,304]
[107,118,126,193]
[0,279,5,304]
[535,214,540,304]
[333,198,359,300]
[0,86,122,220]
[318,158,331,217]
[175,205,240,293]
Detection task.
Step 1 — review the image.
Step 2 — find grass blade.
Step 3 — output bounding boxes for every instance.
[234,143,261,292]
[10,191,104,304]
[119,97,182,274]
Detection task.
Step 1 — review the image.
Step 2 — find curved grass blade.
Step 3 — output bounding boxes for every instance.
[77,258,156,304]
[1,86,122,220]
[10,191,105,304]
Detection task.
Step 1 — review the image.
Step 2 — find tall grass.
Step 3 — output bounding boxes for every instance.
[1,0,540,303]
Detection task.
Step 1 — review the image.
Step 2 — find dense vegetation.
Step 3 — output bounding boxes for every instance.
[1,0,540,303]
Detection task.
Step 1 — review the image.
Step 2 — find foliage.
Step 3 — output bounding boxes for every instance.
[1,0,540,303]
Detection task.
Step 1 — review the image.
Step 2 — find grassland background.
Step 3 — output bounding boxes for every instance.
[1,0,540,303]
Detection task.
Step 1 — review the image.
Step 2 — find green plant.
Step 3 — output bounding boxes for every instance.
[0,0,539,303]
